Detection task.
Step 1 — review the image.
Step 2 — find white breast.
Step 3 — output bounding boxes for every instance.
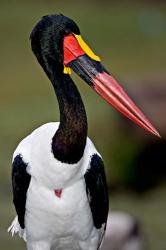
[13,122,99,189]
[12,122,100,245]
[26,177,93,241]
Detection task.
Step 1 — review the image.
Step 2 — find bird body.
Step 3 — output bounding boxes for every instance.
[8,14,159,250]
[9,122,105,250]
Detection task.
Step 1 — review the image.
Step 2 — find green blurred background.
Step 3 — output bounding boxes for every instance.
[0,0,166,249]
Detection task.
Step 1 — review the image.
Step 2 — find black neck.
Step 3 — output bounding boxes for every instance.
[30,17,87,164]
[49,67,88,164]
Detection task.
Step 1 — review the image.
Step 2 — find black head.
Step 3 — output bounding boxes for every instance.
[30,14,160,138]
[30,14,80,77]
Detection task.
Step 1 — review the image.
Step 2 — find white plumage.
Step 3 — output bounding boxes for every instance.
[9,122,103,250]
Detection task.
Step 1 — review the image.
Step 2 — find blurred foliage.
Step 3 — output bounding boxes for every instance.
[0,0,166,249]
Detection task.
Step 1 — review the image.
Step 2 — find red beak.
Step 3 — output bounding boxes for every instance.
[93,72,160,137]
[64,34,160,137]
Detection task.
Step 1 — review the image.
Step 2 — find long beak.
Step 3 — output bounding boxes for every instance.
[93,71,160,137]
[63,35,160,137]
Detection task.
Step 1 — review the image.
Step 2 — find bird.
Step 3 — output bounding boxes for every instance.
[102,212,145,250]
[8,14,160,250]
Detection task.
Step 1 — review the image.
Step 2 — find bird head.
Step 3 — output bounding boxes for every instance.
[30,14,160,137]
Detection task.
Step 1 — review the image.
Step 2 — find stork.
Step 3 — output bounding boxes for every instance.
[8,14,160,250]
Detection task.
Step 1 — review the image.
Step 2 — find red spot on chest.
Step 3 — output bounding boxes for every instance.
[54,189,62,198]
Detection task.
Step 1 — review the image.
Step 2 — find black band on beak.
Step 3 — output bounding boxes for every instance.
[68,54,160,137]
[68,55,106,85]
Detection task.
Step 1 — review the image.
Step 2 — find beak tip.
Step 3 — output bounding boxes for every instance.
[154,131,161,138]
[149,128,161,138]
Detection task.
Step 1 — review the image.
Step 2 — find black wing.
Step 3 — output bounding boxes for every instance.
[84,154,109,240]
[12,154,31,229]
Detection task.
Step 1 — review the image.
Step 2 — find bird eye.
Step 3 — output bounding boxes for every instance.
[64,29,71,35]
